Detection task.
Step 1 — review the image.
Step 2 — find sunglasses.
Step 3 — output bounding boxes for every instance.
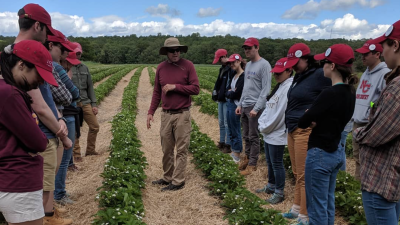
[243,46,253,51]
[320,59,332,66]
[167,48,181,53]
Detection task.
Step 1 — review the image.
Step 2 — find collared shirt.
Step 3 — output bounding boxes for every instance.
[71,63,97,107]
[354,69,400,202]
[49,65,72,108]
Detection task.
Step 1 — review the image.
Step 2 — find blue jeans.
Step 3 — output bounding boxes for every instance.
[54,115,75,200]
[218,102,231,145]
[264,142,285,194]
[338,130,348,171]
[226,100,242,152]
[305,147,344,225]
[362,191,400,225]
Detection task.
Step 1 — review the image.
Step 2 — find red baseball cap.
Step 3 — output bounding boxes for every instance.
[213,49,228,64]
[70,42,83,53]
[227,54,242,62]
[242,37,259,47]
[66,52,81,65]
[370,20,400,44]
[314,44,354,67]
[271,57,289,73]
[19,4,56,35]
[47,30,74,52]
[285,43,311,68]
[13,40,58,86]
[355,40,383,53]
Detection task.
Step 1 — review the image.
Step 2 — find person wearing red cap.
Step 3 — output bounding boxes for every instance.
[298,44,358,225]
[354,20,400,225]
[282,43,331,224]
[212,49,233,153]
[225,54,246,163]
[0,40,55,225]
[256,57,293,205]
[351,40,389,181]
[235,37,272,176]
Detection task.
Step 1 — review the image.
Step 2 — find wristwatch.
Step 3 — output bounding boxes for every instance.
[58,117,67,123]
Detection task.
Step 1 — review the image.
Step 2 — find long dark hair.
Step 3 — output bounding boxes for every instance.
[334,59,359,93]
[301,54,321,70]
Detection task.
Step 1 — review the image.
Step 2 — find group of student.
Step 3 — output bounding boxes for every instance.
[0,3,99,225]
[212,19,400,225]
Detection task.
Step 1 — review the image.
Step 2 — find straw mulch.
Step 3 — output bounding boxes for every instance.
[136,68,228,225]
[58,69,137,225]
[93,74,113,88]
[190,106,350,225]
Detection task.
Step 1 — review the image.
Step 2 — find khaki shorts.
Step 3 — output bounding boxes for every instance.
[0,190,44,223]
[39,138,58,191]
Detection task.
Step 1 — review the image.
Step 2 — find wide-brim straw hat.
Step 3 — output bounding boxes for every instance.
[159,37,188,55]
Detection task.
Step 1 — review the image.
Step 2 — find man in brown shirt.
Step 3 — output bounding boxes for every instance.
[147,37,200,191]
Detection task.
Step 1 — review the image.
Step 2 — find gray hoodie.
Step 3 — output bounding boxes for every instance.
[353,62,390,124]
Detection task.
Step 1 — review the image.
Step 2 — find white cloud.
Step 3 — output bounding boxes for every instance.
[145,4,180,17]
[197,7,222,18]
[282,0,385,20]
[0,12,390,41]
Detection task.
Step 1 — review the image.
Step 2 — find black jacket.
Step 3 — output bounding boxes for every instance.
[212,65,234,102]
[225,71,244,101]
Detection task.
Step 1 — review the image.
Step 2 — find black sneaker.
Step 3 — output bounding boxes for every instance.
[161,182,185,192]
[152,179,170,186]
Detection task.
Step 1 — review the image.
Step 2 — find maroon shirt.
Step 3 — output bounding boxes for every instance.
[0,79,48,192]
[148,59,200,115]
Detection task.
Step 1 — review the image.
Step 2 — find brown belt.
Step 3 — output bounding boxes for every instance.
[162,107,189,114]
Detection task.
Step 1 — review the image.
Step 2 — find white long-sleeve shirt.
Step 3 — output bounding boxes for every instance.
[258,77,293,145]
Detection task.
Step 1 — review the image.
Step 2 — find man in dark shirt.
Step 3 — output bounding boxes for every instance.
[147,37,200,191]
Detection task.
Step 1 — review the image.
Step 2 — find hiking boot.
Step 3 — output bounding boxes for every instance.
[256,185,275,194]
[54,207,67,216]
[54,196,74,206]
[240,165,257,176]
[43,214,73,225]
[152,179,170,186]
[161,182,185,191]
[238,155,249,171]
[85,151,99,156]
[221,144,232,153]
[217,142,225,151]
[281,209,299,219]
[267,193,285,204]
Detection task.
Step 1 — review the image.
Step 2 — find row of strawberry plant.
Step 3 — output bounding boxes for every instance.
[148,67,156,86]
[190,121,287,225]
[192,91,218,117]
[93,67,148,224]
[95,65,137,103]
[92,66,125,83]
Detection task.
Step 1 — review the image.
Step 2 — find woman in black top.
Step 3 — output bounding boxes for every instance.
[298,44,358,225]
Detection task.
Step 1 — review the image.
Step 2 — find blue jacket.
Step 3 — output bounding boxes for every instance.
[285,67,331,133]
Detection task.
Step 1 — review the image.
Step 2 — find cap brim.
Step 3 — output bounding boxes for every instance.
[242,43,254,48]
[271,67,285,73]
[46,24,56,36]
[370,35,387,44]
[61,42,74,52]
[314,53,326,61]
[284,58,300,68]
[159,46,188,55]
[355,48,370,54]
[36,65,58,87]
[212,57,219,64]
[66,58,81,65]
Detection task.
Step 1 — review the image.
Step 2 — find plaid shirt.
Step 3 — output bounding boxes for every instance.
[354,68,400,202]
[49,66,72,107]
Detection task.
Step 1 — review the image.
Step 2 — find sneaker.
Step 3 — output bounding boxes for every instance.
[290,218,309,225]
[68,164,79,172]
[152,179,170,186]
[281,209,299,219]
[255,185,275,194]
[266,193,285,204]
[161,182,185,192]
[55,195,74,206]
[73,156,83,162]
[230,153,240,163]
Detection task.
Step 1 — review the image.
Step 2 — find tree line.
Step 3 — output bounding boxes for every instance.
[0,33,369,72]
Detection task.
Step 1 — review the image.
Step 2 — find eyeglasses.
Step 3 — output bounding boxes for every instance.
[167,48,180,53]
[243,46,253,51]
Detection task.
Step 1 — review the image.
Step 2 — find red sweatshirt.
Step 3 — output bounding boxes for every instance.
[148,59,200,115]
[0,79,48,192]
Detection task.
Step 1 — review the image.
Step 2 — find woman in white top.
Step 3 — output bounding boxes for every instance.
[256,57,294,204]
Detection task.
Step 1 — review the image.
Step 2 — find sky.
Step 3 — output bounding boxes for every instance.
[0,0,397,40]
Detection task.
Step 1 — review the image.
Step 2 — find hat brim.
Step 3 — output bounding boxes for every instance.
[61,42,74,52]
[271,67,285,73]
[46,24,56,36]
[370,35,387,44]
[159,46,188,55]
[212,57,219,64]
[36,65,58,87]
[314,53,326,61]
[66,58,81,65]
[284,58,300,69]
[242,43,255,48]
[355,48,370,54]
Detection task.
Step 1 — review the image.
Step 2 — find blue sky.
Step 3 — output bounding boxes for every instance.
[0,0,397,39]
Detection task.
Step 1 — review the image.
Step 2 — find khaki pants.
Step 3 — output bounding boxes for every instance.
[352,122,366,181]
[40,138,58,191]
[73,103,99,156]
[160,110,191,186]
[288,127,312,215]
